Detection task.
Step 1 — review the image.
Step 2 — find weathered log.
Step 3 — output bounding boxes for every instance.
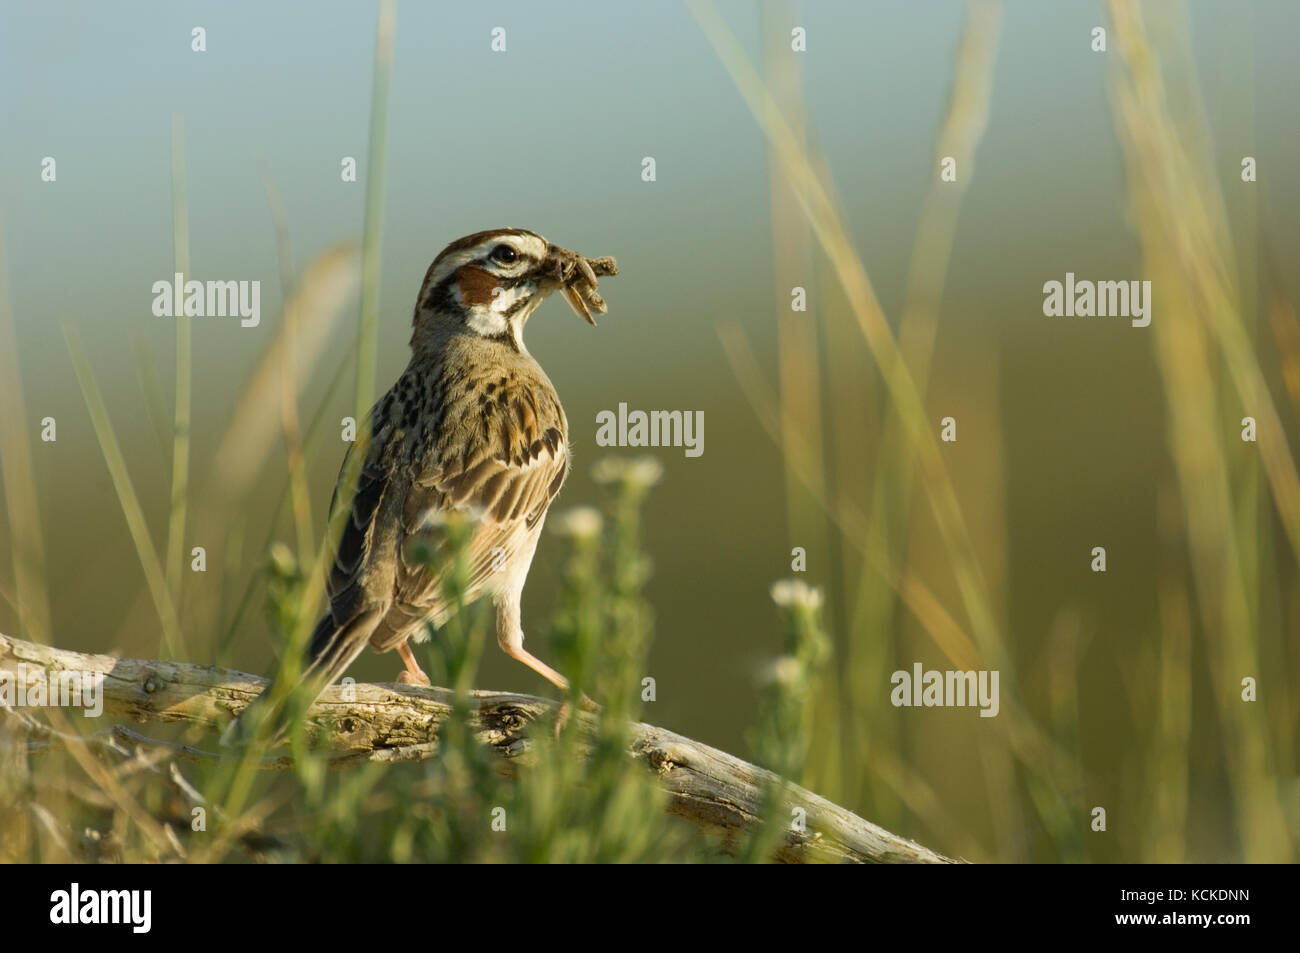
[0,632,955,863]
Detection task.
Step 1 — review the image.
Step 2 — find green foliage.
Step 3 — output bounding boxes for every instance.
[740,579,830,863]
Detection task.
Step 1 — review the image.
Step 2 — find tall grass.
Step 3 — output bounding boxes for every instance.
[63,329,183,653]
[699,0,1296,862]
[164,114,192,640]
[1108,0,1294,862]
[0,231,51,647]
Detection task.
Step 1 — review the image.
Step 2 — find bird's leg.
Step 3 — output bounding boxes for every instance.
[504,640,579,736]
[499,648,599,712]
[495,597,600,735]
[503,642,570,693]
[495,593,567,690]
[394,641,431,686]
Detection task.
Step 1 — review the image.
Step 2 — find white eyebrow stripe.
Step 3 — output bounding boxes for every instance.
[432,235,546,285]
[498,234,548,262]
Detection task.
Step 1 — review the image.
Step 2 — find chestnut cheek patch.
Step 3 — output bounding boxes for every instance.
[456,265,500,308]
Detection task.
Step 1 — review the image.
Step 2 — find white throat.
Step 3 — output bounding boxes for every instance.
[464,282,541,352]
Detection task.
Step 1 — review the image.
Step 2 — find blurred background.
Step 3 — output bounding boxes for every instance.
[1,0,1297,862]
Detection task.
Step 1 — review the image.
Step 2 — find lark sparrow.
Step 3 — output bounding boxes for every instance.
[232,228,616,741]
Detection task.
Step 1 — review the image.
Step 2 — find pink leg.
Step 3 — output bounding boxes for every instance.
[395,641,431,686]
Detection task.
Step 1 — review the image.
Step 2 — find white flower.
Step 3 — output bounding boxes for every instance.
[549,506,604,539]
[267,542,298,575]
[769,579,823,611]
[591,456,663,488]
[756,655,803,688]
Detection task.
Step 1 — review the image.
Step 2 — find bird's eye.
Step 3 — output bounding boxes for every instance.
[489,244,518,264]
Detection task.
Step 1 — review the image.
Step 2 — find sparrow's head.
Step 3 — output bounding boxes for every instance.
[413,227,617,352]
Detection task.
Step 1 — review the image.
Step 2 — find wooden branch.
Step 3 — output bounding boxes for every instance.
[0,632,956,864]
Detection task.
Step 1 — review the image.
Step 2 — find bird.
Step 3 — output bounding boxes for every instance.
[227,227,617,744]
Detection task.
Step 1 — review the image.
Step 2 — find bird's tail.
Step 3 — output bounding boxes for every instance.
[221,611,376,748]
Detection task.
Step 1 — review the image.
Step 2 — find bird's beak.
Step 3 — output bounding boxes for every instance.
[546,246,617,326]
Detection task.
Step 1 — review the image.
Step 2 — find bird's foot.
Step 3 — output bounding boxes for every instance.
[554,698,574,738]
[554,693,599,737]
[395,642,432,686]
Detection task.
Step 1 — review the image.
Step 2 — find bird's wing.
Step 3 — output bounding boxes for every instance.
[321,414,407,628]
[372,378,569,648]
[243,409,404,738]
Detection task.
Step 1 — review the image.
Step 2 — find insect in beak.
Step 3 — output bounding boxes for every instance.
[560,284,596,325]
[556,253,617,326]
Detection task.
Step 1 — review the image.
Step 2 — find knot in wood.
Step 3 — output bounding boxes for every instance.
[646,747,676,775]
[487,705,529,734]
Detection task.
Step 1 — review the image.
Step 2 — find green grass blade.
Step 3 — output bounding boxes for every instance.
[165,113,192,612]
[64,325,182,656]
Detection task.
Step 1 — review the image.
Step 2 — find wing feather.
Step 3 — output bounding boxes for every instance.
[323,420,405,624]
